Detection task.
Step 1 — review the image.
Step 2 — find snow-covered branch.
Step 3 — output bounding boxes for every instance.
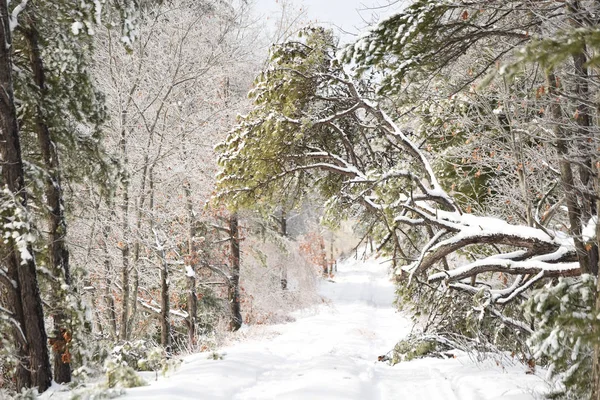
[429,258,580,284]
[138,300,189,320]
[8,0,27,32]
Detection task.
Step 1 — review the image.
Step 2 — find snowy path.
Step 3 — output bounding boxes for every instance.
[125,257,547,400]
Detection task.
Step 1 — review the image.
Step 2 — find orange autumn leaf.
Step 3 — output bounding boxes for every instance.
[61,350,71,364]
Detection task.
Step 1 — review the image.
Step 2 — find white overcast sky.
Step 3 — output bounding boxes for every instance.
[253,0,404,42]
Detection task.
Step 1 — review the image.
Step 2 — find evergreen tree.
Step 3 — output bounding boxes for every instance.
[0,1,52,392]
[1,0,137,392]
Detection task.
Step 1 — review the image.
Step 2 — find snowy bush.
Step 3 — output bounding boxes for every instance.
[391,335,448,364]
[109,340,167,372]
[103,340,184,388]
[396,278,528,358]
[104,360,146,389]
[13,387,38,399]
[525,275,597,399]
[107,340,181,379]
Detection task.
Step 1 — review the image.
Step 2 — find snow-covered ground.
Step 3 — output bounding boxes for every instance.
[122,256,548,400]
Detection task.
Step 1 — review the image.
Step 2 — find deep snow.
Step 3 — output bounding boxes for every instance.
[122,255,548,400]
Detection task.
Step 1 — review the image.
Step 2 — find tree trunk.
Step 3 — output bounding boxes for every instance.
[280,210,288,290]
[591,157,600,399]
[119,113,130,341]
[547,71,591,274]
[127,150,153,337]
[158,241,170,350]
[102,226,118,339]
[147,167,170,349]
[229,214,242,331]
[24,19,72,385]
[184,181,197,347]
[3,267,30,390]
[319,235,328,276]
[569,25,598,275]
[0,2,51,392]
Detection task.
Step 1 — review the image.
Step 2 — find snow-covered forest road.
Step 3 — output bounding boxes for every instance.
[125,257,547,400]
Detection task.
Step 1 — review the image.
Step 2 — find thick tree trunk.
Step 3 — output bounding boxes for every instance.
[4,269,31,390]
[24,20,72,384]
[229,214,242,331]
[0,3,51,392]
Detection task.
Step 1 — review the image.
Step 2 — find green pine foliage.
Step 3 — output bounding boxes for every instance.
[216,27,353,209]
[13,1,115,194]
[525,276,597,399]
[391,335,448,364]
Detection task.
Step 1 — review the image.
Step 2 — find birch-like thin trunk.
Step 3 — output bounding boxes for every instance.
[102,226,118,339]
[184,181,197,346]
[119,110,131,341]
[280,210,288,290]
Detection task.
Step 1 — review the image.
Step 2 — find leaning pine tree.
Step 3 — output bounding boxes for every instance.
[216,6,600,395]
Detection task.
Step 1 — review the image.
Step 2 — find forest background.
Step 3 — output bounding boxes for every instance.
[2,1,600,400]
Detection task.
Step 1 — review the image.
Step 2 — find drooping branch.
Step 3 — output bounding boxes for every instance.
[429,257,580,284]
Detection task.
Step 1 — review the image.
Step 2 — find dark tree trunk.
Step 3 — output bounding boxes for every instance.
[159,252,170,349]
[229,214,242,331]
[593,181,600,400]
[279,210,288,290]
[319,235,328,277]
[0,2,51,392]
[119,117,130,341]
[127,152,152,338]
[569,5,598,274]
[4,269,31,390]
[547,72,591,274]
[24,20,72,384]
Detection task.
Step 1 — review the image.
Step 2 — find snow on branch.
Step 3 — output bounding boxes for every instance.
[138,300,189,320]
[429,258,580,284]
[0,266,16,289]
[0,304,26,345]
[407,225,562,277]
[8,0,27,32]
